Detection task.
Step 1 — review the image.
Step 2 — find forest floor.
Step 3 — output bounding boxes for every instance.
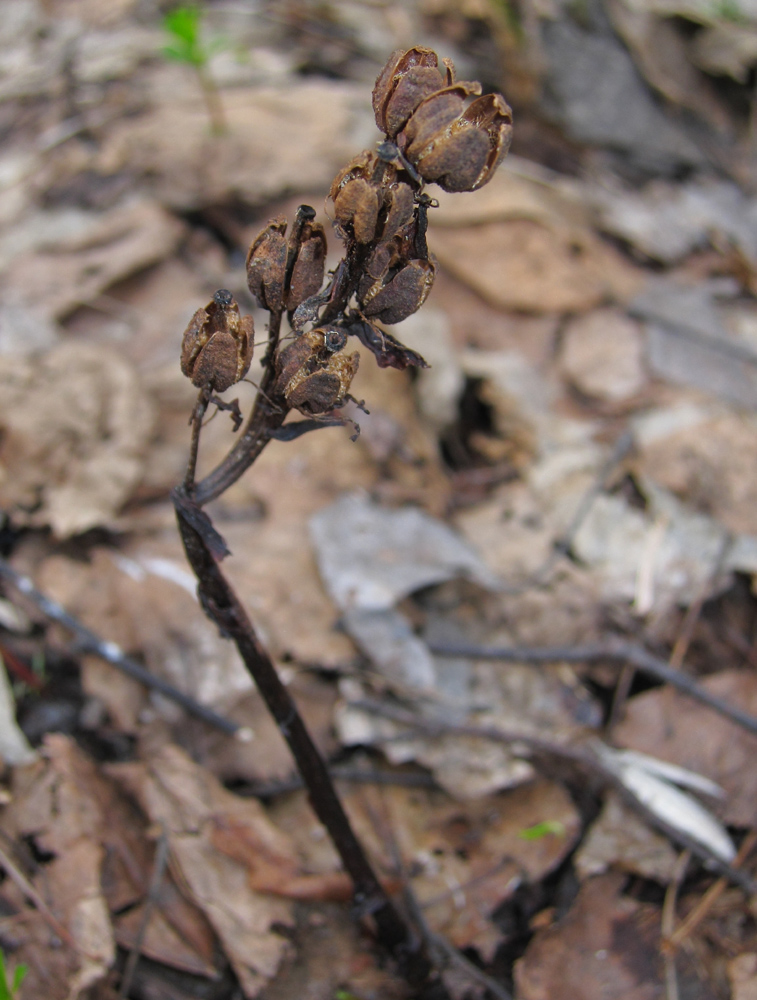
[2,1,757,998]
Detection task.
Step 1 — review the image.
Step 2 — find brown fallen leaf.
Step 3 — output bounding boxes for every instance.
[0,342,155,537]
[729,953,757,1000]
[429,219,642,314]
[1,199,184,321]
[574,791,678,883]
[94,83,372,211]
[614,669,757,827]
[559,308,648,404]
[109,741,298,997]
[210,813,353,901]
[0,736,117,999]
[634,411,757,536]
[1,733,218,990]
[514,873,662,1000]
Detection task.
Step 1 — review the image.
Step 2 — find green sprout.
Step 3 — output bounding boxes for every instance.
[162,4,227,134]
[0,949,28,1000]
[518,820,566,841]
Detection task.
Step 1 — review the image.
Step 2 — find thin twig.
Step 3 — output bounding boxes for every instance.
[183,388,210,491]
[118,828,170,1000]
[665,830,757,952]
[0,839,89,958]
[0,558,248,739]
[427,638,757,737]
[662,850,689,1000]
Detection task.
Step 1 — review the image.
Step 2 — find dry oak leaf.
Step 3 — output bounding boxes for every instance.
[0,342,155,537]
[109,742,298,998]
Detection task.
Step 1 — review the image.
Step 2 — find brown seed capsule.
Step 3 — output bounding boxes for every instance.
[180,289,254,392]
[329,150,416,246]
[246,216,288,311]
[286,220,327,311]
[276,327,359,415]
[373,47,450,139]
[359,257,436,325]
[402,90,513,193]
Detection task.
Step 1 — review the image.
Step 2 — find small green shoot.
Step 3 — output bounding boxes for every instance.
[518,820,566,841]
[334,991,360,1000]
[0,949,28,1000]
[162,4,227,134]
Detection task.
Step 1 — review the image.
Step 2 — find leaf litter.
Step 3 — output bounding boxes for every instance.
[1,0,757,997]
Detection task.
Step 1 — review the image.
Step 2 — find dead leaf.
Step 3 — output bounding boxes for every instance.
[0,736,118,999]
[559,308,647,403]
[0,342,155,537]
[574,791,678,883]
[272,778,580,961]
[634,409,757,536]
[337,653,598,800]
[109,741,296,997]
[729,953,757,1000]
[2,733,219,989]
[310,491,500,614]
[514,873,662,1000]
[429,219,642,315]
[95,83,372,211]
[0,199,184,321]
[614,669,757,826]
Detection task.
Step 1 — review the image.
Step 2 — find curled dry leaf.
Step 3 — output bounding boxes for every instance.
[0,342,155,537]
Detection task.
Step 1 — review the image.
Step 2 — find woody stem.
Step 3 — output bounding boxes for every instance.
[183,387,210,492]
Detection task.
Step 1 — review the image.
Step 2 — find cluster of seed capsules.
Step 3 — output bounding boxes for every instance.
[180,46,513,417]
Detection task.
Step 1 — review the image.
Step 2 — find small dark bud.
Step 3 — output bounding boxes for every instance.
[246,217,288,311]
[180,292,254,393]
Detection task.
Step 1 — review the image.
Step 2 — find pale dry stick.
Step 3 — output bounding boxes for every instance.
[662,850,690,1000]
[0,839,93,959]
[118,828,170,1000]
[0,557,247,738]
[665,830,757,952]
